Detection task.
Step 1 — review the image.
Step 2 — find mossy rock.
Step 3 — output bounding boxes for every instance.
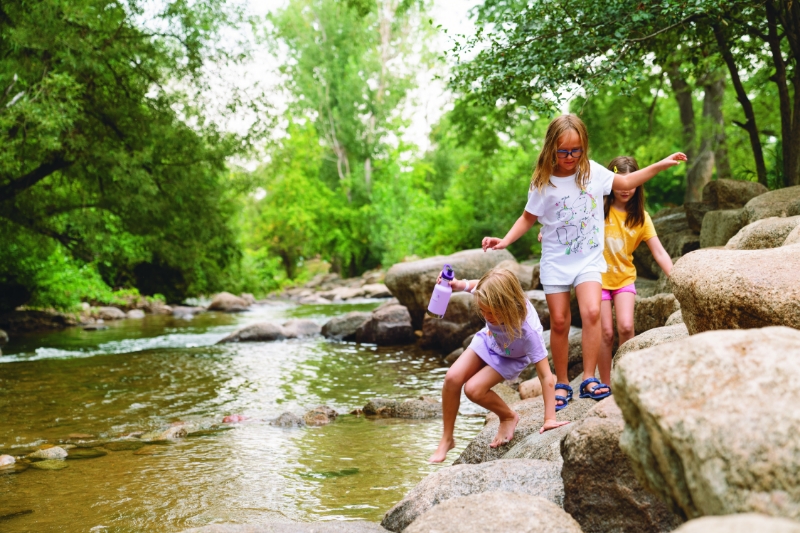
[30,460,68,470]
[102,441,145,452]
[67,448,108,460]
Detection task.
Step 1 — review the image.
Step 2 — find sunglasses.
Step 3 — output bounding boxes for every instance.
[556,148,583,159]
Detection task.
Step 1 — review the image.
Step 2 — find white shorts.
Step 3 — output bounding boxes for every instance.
[542,271,602,295]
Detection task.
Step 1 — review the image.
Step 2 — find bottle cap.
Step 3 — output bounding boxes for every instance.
[441,264,455,281]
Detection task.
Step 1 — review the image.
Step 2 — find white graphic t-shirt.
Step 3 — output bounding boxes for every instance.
[524,160,616,285]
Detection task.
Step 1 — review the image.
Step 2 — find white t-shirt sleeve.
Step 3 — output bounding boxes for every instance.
[524,189,545,216]
[591,160,616,195]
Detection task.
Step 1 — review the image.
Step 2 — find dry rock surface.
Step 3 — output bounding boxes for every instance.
[700,208,746,248]
[672,514,800,533]
[743,184,800,222]
[208,292,250,312]
[613,327,800,521]
[633,293,680,334]
[615,323,689,362]
[725,215,800,250]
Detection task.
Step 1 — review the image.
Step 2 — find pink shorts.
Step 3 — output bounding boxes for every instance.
[601,283,637,301]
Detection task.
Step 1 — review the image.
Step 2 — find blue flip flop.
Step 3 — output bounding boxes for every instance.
[555,383,573,412]
[579,377,612,401]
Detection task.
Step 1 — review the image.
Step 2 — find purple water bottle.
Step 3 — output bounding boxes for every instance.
[427,264,455,319]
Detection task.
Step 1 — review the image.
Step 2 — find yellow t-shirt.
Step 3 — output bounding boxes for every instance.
[602,207,657,290]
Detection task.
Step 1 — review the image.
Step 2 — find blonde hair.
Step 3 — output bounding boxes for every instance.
[531,114,590,192]
[472,268,528,341]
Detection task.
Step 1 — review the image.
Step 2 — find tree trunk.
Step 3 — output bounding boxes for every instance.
[703,73,732,180]
[666,64,704,203]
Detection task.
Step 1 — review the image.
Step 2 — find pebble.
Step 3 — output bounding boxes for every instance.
[0,455,15,467]
[28,447,67,460]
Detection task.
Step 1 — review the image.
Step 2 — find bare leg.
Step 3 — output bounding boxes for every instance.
[463,366,516,447]
[599,299,615,386]
[613,291,636,348]
[534,358,571,433]
[575,281,608,395]
[545,291,571,406]
[429,348,485,463]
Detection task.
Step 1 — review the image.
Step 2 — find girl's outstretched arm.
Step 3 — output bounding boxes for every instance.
[482,211,538,251]
[645,236,673,277]
[613,153,687,189]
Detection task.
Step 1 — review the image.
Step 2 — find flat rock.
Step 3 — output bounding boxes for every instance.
[321,311,371,341]
[355,304,415,346]
[743,184,800,222]
[395,397,442,419]
[420,293,484,354]
[633,293,680,334]
[270,412,305,428]
[673,514,800,533]
[670,245,800,333]
[616,324,689,362]
[725,215,800,250]
[612,327,800,520]
[30,459,68,470]
[384,249,515,328]
[381,459,564,532]
[561,397,682,533]
[66,448,107,460]
[208,292,250,312]
[404,492,583,533]
[217,323,287,344]
[282,319,321,338]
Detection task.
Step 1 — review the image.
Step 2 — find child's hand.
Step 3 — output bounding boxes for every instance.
[537,230,543,243]
[482,236,506,252]
[539,419,570,434]
[436,274,464,291]
[657,153,687,170]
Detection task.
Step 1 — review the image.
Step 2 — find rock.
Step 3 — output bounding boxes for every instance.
[298,295,331,305]
[725,215,800,250]
[0,309,77,334]
[461,334,475,349]
[66,447,107,460]
[561,397,682,533]
[704,179,769,209]
[126,309,146,319]
[496,259,533,290]
[355,304,415,346]
[96,306,126,320]
[181,522,387,533]
[363,398,398,417]
[519,377,542,399]
[384,249,516,328]
[208,292,250,312]
[395,397,442,419]
[651,206,692,234]
[65,432,94,440]
[490,383,521,406]
[501,422,575,462]
[673,514,800,533]
[420,293,485,354]
[0,454,15,467]
[634,209,699,278]
[613,327,800,520]
[134,445,168,456]
[270,412,305,428]
[526,290,550,330]
[0,329,9,344]
[633,293,681,334]
[217,323,287,344]
[303,406,337,426]
[615,324,689,362]
[172,306,204,319]
[361,283,392,298]
[240,293,256,305]
[381,460,564,532]
[282,319,321,338]
[404,492,583,533]
[103,440,146,451]
[531,262,542,290]
[30,459,68,470]
[670,245,800,333]
[665,309,683,326]
[700,208,747,248]
[28,447,68,461]
[142,426,187,441]
[520,326,582,382]
[785,225,800,246]
[321,311,370,341]
[444,347,463,365]
[454,375,596,465]
[743,184,800,222]
[684,201,713,233]
[318,286,365,301]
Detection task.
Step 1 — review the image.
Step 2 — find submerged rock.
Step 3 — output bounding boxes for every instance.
[103,440,146,452]
[303,406,338,426]
[270,412,304,428]
[28,447,67,461]
[30,459,69,470]
[282,319,321,338]
[66,448,107,460]
[134,445,168,456]
[141,426,187,441]
[217,323,287,344]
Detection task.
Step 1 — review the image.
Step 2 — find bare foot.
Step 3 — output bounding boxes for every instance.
[489,412,519,448]
[539,419,570,434]
[428,437,455,463]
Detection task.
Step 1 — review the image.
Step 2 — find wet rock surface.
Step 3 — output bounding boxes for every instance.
[217,323,287,343]
[355,304,415,346]
[181,522,387,532]
[321,311,371,341]
[282,319,321,338]
[30,459,68,470]
[303,406,338,426]
[270,412,305,428]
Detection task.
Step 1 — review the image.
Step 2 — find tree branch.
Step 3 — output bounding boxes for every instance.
[0,154,72,201]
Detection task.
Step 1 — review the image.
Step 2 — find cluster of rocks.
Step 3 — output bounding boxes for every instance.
[277,269,392,305]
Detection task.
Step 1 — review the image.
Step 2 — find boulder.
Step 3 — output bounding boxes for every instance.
[490,383,521,406]
[665,310,683,326]
[561,397,682,533]
[0,328,7,344]
[208,292,250,312]
[501,422,575,462]
[395,397,442,419]
[725,215,800,250]
[785,225,800,246]
[318,286,365,301]
[404,492,583,533]
[670,245,800,333]
[384,249,515,328]
[615,324,689,362]
[520,326,582,381]
[381,460,564,532]
[633,293,681,334]
[444,348,463,365]
[519,377,542,399]
[181,522,387,533]
[240,293,256,305]
[526,290,551,330]
[704,179,769,209]
[355,304,415,346]
[743,184,800,222]
[531,262,542,290]
[282,319,321,338]
[420,293,484,354]
[700,208,747,248]
[651,206,692,234]
[613,327,800,520]
[270,412,304,428]
[217,323,287,343]
[28,446,68,461]
[303,405,338,426]
[453,374,596,465]
[363,398,398,417]
[673,514,800,533]
[684,201,713,233]
[321,311,371,341]
[635,230,699,280]
[96,306,126,320]
[361,283,392,298]
[126,309,145,319]
[496,259,534,290]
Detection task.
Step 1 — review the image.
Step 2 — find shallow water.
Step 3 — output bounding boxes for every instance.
[0,301,483,531]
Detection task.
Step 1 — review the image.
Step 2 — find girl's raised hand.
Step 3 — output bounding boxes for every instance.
[657,153,688,170]
[482,236,506,252]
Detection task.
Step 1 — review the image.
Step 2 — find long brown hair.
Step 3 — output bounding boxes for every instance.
[604,156,645,228]
[472,268,528,341]
[530,114,591,192]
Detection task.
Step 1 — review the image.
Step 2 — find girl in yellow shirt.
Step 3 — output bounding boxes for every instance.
[599,156,673,389]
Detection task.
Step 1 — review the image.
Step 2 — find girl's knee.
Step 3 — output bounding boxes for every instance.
[463,381,485,402]
[617,322,634,339]
[581,304,601,325]
[443,370,466,390]
[550,314,571,334]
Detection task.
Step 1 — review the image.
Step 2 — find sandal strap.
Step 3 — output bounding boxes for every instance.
[555,383,573,400]
[579,377,600,394]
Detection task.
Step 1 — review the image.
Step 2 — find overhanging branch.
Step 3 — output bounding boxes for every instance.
[0,154,72,201]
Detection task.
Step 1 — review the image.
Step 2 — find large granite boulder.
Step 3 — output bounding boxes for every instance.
[725,215,800,250]
[687,179,768,233]
[404,492,583,533]
[785,225,800,246]
[384,249,515,328]
[217,323,287,343]
[670,245,800,333]
[208,292,250,312]
[743,184,800,222]
[665,310,683,326]
[613,327,800,521]
[672,514,800,533]
[321,311,371,341]
[561,397,682,533]
[419,293,484,354]
[633,293,681,334]
[355,304,415,345]
[500,421,574,462]
[453,374,595,465]
[381,459,564,532]
[615,324,689,362]
[699,208,747,248]
[634,208,699,279]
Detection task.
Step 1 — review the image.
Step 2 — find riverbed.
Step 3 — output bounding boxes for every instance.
[0,301,483,532]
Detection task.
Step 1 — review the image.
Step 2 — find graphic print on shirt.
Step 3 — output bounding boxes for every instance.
[554,188,600,255]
